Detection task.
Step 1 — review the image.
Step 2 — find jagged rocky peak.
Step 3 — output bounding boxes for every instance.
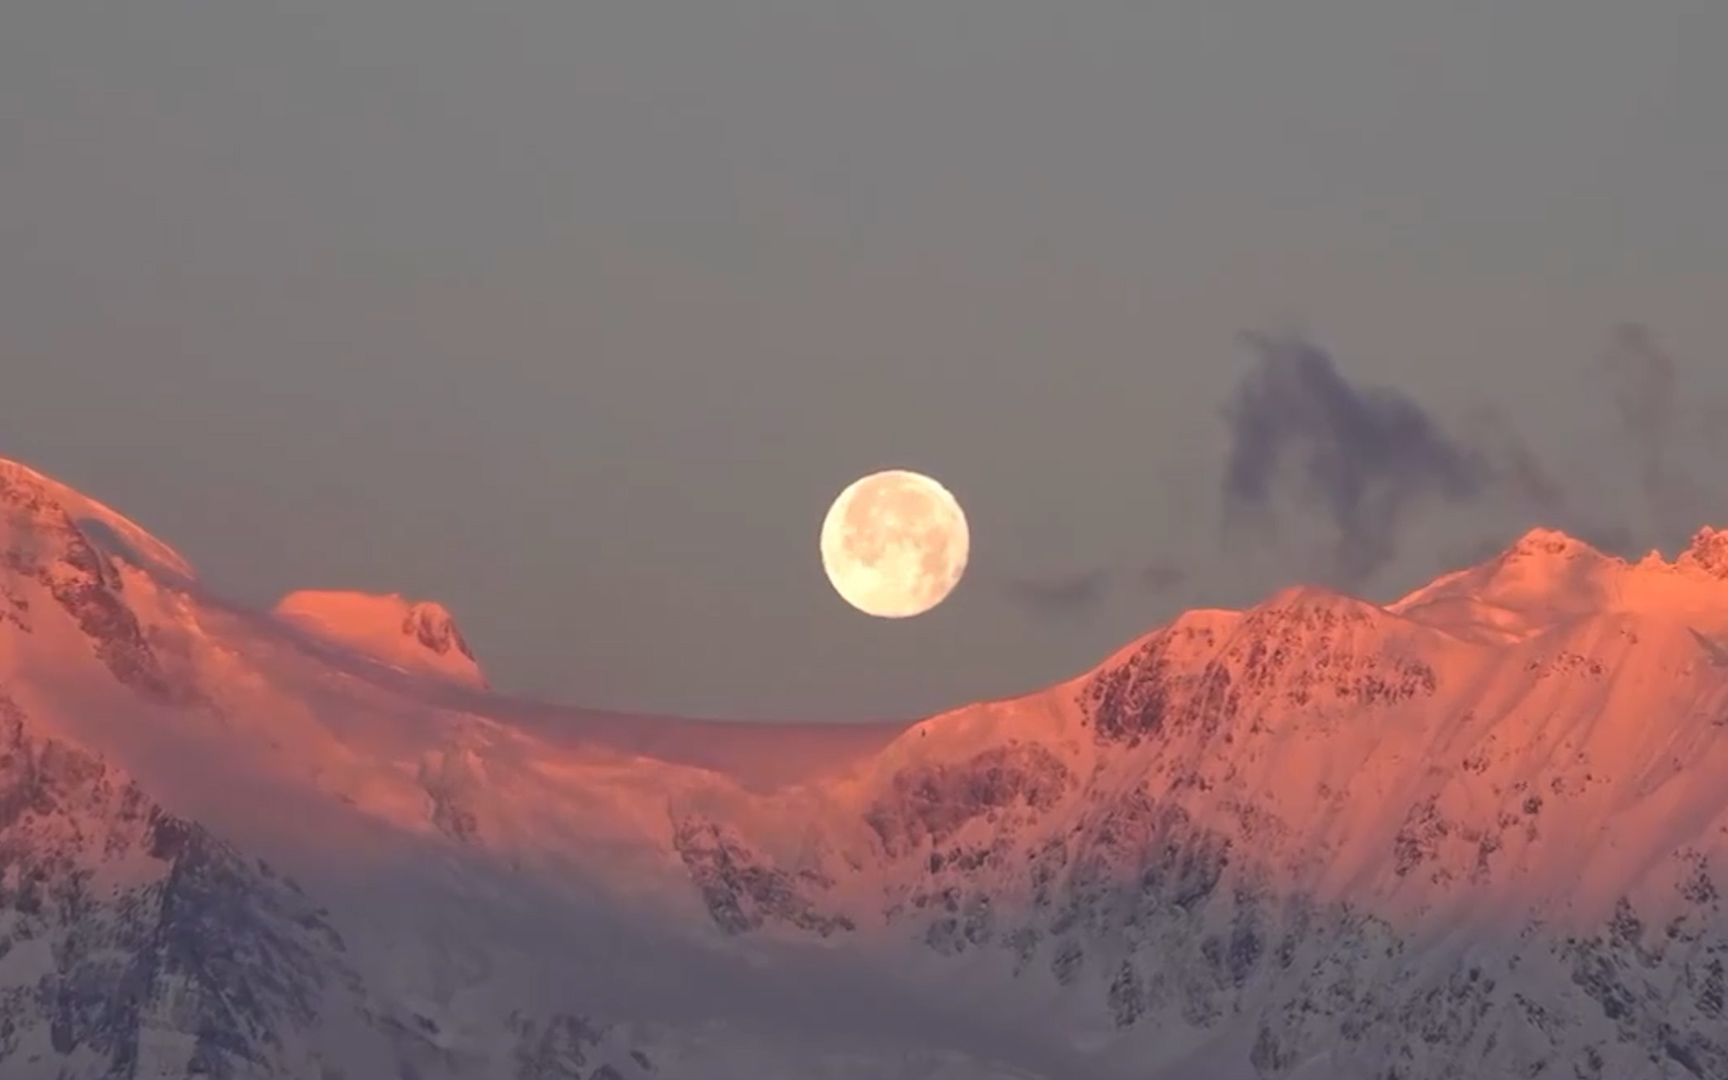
[401,598,475,659]
[274,589,488,688]
[1679,525,1728,579]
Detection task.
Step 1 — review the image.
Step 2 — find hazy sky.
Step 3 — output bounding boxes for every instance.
[4,1,1725,720]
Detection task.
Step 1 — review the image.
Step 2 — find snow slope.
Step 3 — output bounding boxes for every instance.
[275,588,489,688]
[2,454,1727,1079]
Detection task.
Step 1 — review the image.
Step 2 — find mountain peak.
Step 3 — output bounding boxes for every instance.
[1500,526,1600,563]
[273,590,487,688]
[12,457,1728,1078]
[1679,525,1728,579]
[1387,527,1621,640]
[1259,582,1381,613]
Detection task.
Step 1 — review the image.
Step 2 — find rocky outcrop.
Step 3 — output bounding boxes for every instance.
[508,1011,650,1080]
[670,817,854,937]
[0,465,175,701]
[0,688,345,1077]
[1680,526,1728,579]
[863,743,1071,858]
[10,455,1728,1079]
[402,601,477,662]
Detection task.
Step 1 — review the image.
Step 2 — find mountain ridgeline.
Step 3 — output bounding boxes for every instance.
[2,456,1727,1079]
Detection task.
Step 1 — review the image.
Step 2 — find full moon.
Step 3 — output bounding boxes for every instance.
[820,469,969,618]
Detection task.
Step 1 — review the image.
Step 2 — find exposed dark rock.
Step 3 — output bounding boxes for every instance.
[508,1011,605,1080]
[419,745,484,843]
[1107,960,1145,1028]
[0,691,350,1076]
[0,466,175,701]
[401,603,476,662]
[671,817,853,937]
[864,743,1071,858]
[1082,599,1435,747]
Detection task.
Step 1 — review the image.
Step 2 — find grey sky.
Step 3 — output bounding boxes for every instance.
[3,1,1724,720]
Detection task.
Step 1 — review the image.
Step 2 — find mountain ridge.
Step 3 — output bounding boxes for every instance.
[2,454,1726,1079]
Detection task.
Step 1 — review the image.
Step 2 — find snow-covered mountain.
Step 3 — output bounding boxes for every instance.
[274,589,488,689]
[3,454,1727,1079]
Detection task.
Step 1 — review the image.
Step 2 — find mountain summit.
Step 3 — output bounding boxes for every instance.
[1392,524,1728,640]
[1,455,1726,1079]
[1681,525,1728,579]
[274,589,487,688]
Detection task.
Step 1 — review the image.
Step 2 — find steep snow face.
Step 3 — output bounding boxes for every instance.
[0,461,190,702]
[0,459,194,583]
[274,589,488,688]
[6,454,1728,1079]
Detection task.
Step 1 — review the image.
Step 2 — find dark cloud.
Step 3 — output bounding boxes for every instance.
[1222,333,1489,583]
[1002,561,1186,620]
[1602,322,1677,492]
[1438,533,1517,572]
[1598,322,1718,543]
[1702,401,1728,455]
[1002,568,1112,619]
[1139,562,1186,595]
[1456,403,1570,513]
[1488,425,1568,514]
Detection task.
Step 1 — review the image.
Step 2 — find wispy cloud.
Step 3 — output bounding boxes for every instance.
[1221,333,1488,583]
[1138,562,1186,595]
[1601,322,1677,492]
[1002,568,1112,619]
[1597,322,1717,545]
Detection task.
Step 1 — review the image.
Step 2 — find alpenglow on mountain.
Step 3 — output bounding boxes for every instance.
[2,454,1727,1079]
